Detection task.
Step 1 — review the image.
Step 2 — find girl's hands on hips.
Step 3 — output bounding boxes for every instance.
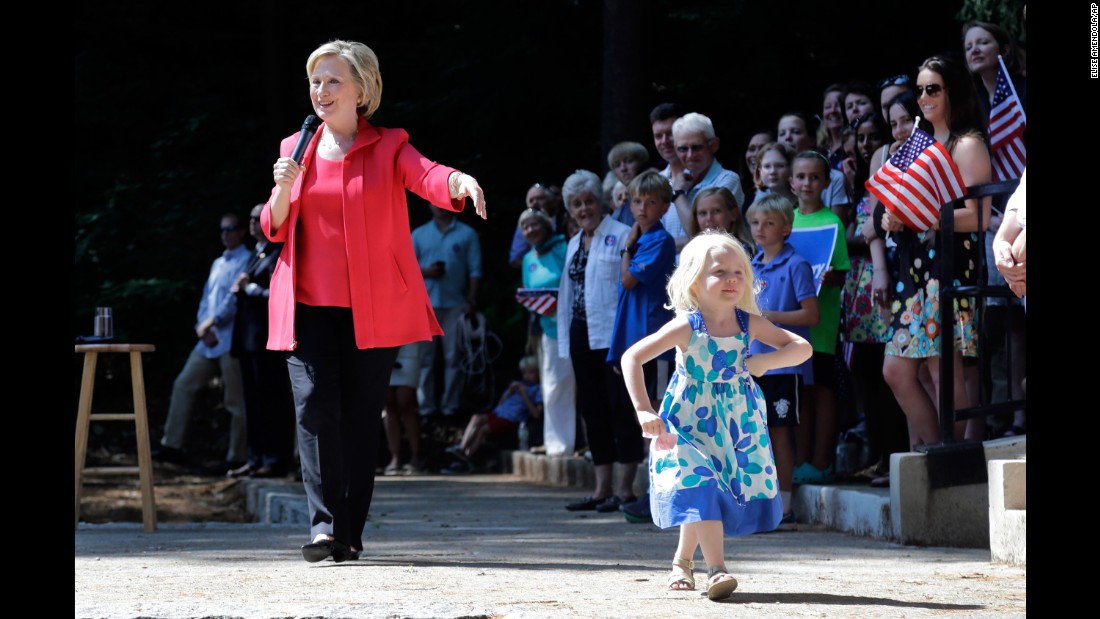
[636,409,665,438]
[744,353,768,377]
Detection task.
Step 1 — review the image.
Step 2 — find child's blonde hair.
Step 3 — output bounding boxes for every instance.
[688,186,754,252]
[665,230,760,315]
[746,193,796,233]
[518,355,539,374]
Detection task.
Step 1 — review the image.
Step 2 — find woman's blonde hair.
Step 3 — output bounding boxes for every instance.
[665,230,760,315]
[306,39,383,119]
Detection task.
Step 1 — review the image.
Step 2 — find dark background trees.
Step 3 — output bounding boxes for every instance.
[75,0,1014,456]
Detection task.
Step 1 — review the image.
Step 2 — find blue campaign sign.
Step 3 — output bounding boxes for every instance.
[786,225,838,295]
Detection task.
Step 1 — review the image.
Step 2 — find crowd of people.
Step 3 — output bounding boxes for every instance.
[141,18,1026,594]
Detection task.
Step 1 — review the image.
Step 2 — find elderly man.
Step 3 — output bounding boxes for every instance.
[666,112,746,250]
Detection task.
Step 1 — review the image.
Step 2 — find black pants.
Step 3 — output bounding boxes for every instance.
[569,319,644,466]
[286,304,399,549]
[238,348,296,471]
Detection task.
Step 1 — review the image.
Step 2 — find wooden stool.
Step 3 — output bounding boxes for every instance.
[75,343,157,532]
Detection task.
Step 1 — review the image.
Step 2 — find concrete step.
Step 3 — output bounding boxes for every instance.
[988,457,1026,566]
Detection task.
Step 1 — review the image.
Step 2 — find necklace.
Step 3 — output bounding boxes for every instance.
[323,129,357,149]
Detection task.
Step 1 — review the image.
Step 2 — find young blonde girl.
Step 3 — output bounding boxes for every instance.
[622,231,812,601]
[687,186,755,255]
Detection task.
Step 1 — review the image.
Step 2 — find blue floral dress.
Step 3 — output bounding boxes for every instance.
[649,308,783,537]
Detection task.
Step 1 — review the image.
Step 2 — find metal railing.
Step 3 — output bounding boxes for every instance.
[920,178,1024,487]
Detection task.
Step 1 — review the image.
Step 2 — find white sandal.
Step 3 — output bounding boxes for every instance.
[705,565,738,600]
[666,557,695,590]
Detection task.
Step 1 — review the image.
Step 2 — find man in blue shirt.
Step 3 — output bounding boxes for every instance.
[153,213,252,472]
[412,205,483,420]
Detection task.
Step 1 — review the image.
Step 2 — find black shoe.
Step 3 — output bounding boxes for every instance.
[440,461,473,475]
[595,495,634,513]
[565,496,607,511]
[621,493,651,523]
[150,445,187,465]
[301,539,353,563]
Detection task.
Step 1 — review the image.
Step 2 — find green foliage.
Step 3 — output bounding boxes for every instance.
[957,0,1026,43]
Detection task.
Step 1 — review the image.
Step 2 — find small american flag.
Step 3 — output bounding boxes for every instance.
[864,126,967,232]
[988,55,1026,181]
[515,288,558,316]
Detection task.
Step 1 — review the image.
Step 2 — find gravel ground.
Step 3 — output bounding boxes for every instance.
[75,475,1026,618]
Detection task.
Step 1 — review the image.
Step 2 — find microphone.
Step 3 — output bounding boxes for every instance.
[289,115,322,164]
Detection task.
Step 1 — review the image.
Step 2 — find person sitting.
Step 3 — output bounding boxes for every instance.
[441,356,543,474]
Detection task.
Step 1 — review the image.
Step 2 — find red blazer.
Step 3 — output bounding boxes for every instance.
[261,116,464,351]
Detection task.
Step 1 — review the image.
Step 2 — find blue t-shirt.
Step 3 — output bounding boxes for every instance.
[494,381,542,423]
[607,222,677,365]
[749,242,816,384]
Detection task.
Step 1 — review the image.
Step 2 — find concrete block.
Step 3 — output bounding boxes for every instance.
[794,485,893,540]
[989,459,1026,566]
[891,452,989,548]
[264,492,310,526]
[983,435,1027,462]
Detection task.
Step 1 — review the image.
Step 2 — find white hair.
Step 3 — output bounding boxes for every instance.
[562,169,605,208]
[672,112,716,140]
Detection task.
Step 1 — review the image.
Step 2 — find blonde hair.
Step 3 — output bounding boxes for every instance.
[687,187,754,252]
[665,230,760,315]
[518,355,539,373]
[746,193,796,227]
[306,40,383,119]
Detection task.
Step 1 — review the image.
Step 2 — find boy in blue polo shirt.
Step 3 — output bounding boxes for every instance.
[748,193,820,526]
[607,170,677,517]
[608,171,678,382]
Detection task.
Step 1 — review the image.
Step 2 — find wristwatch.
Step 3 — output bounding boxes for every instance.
[672,189,686,199]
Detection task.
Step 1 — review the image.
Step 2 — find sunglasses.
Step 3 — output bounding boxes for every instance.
[915,83,944,97]
[220,225,242,232]
[877,74,910,89]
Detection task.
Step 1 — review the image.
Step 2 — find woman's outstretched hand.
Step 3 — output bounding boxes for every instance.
[450,172,487,219]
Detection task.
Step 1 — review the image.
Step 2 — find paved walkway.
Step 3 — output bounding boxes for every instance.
[75,475,1026,618]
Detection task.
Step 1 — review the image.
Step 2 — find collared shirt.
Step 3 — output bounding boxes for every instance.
[750,243,816,382]
[195,244,252,359]
[556,215,630,357]
[607,222,677,365]
[412,217,483,309]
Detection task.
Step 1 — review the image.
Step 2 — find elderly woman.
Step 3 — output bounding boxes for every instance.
[556,170,642,512]
[518,207,575,456]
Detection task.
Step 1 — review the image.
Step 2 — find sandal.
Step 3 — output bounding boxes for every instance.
[666,557,695,590]
[705,565,738,600]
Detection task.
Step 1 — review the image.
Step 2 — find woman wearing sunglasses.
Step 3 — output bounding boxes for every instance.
[874,55,991,452]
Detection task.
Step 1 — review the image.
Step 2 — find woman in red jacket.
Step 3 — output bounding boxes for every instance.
[262,39,487,563]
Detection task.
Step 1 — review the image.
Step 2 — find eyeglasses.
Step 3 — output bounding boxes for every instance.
[249,216,260,222]
[675,142,710,155]
[220,225,242,233]
[915,83,944,97]
[877,74,910,90]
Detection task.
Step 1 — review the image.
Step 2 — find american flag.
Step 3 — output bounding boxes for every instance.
[988,55,1026,181]
[515,288,558,316]
[864,127,967,232]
